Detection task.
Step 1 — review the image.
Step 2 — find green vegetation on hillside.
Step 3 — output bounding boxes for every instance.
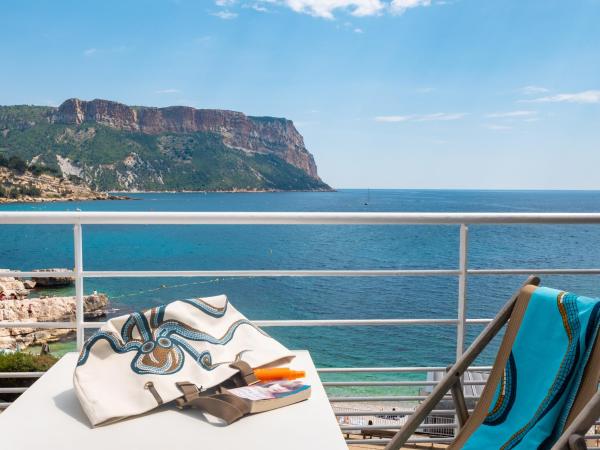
[0,153,59,176]
[0,105,53,127]
[0,113,330,191]
[0,153,60,198]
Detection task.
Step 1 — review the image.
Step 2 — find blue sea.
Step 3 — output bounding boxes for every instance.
[2,189,600,394]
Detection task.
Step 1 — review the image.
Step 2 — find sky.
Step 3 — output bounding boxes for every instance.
[1,0,600,189]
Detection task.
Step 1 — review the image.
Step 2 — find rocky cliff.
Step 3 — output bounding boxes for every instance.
[55,98,320,180]
[0,99,330,192]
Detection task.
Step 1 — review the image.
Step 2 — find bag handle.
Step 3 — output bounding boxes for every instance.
[182,393,251,424]
[229,360,258,386]
[175,361,256,424]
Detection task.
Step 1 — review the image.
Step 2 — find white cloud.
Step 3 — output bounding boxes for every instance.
[418,112,466,121]
[375,112,466,122]
[354,27,364,33]
[528,90,600,104]
[519,85,549,95]
[248,3,270,11]
[375,115,412,122]
[486,124,512,131]
[155,89,181,94]
[212,10,238,19]
[83,46,133,56]
[390,0,431,14]
[486,110,537,118]
[276,0,385,19]
[232,0,440,18]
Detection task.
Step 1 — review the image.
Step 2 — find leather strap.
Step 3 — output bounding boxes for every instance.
[175,381,201,407]
[184,393,251,425]
[229,361,258,386]
[175,362,256,424]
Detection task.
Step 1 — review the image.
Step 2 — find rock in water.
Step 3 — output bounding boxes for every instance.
[0,277,26,292]
[0,293,108,350]
[0,274,28,299]
[31,268,75,287]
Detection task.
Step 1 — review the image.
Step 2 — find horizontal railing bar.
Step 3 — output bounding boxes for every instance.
[255,319,458,326]
[0,387,27,393]
[6,269,600,279]
[469,268,600,275]
[82,322,106,329]
[469,319,493,324]
[337,410,415,416]
[340,423,458,431]
[345,439,392,445]
[329,395,479,402]
[318,366,492,373]
[0,322,75,329]
[5,211,600,225]
[345,438,453,444]
[79,318,494,329]
[0,372,44,378]
[6,268,600,279]
[0,271,75,278]
[324,380,486,387]
[83,269,460,278]
[334,409,470,416]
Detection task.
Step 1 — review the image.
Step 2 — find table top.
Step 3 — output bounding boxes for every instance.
[0,351,346,450]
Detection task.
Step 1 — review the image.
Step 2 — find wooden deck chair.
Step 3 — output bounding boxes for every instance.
[385,276,600,450]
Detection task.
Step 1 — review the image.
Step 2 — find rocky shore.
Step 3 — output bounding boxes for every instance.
[0,166,124,204]
[0,271,108,351]
[0,294,108,351]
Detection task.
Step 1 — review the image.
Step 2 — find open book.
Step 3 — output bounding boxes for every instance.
[226,380,311,414]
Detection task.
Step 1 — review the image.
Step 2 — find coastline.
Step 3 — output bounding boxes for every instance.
[0,189,335,205]
[0,194,129,205]
[110,188,336,194]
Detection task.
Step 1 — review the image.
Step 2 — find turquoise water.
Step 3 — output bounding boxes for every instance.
[3,190,600,393]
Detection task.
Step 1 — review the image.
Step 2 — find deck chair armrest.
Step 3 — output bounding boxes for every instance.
[551,391,600,450]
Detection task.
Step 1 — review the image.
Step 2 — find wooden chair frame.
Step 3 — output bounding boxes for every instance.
[385,276,600,450]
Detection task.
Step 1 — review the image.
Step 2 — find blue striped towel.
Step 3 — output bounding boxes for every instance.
[463,287,600,450]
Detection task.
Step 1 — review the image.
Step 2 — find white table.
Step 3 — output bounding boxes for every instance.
[0,351,347,450]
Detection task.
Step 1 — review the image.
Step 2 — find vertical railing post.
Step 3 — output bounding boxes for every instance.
[455,224,469,438]
[456,224,469,360]
[73,223,84,351]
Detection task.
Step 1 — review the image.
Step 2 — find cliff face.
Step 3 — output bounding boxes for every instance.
[55,98,320,179]
[0,100,330,192]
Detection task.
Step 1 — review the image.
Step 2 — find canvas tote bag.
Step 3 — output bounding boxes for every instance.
[73,294,293,426]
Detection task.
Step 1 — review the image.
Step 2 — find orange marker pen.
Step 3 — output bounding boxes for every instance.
[254,367,305,382]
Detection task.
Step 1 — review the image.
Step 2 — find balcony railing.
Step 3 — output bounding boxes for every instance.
[2,211,600,447]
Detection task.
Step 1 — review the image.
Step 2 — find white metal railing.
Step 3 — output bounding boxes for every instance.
[3,211,600,445]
